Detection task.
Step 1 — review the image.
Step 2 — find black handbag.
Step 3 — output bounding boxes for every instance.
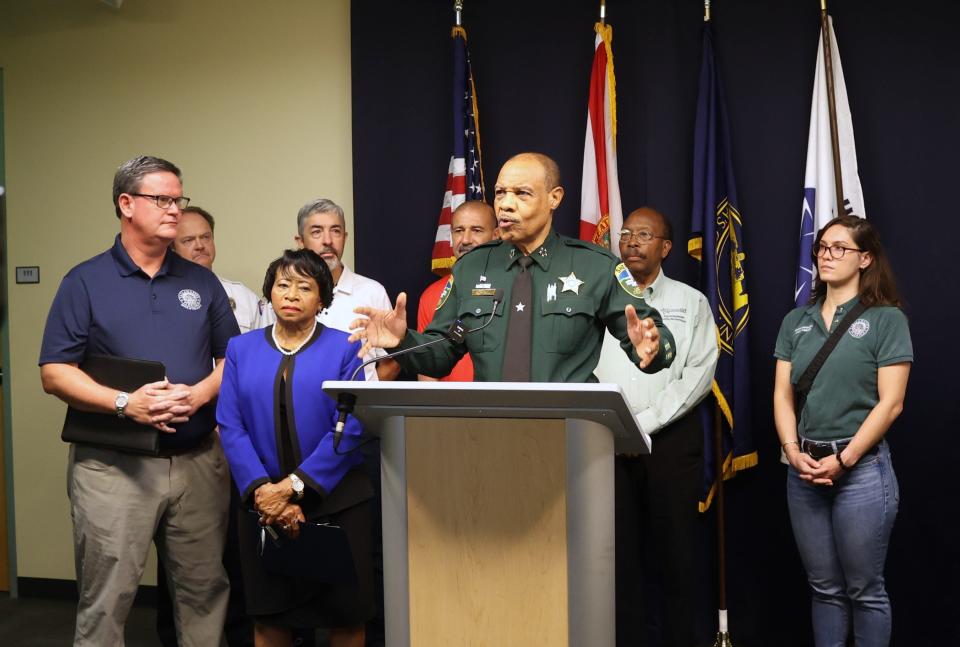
[793,302,868,419]
[245,509,357,583]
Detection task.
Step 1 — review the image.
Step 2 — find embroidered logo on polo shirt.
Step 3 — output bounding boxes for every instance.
[794,324,813,335]
[178,289,202,311]
[848,318,870,339]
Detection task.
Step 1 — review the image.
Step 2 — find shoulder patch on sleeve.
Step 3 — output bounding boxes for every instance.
[615,263,645,298]
[436,275,454,310]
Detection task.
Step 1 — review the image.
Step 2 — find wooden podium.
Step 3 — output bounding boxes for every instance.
[322,381,650,647]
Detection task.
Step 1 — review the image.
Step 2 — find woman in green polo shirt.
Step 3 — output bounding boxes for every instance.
[773,215,912,647]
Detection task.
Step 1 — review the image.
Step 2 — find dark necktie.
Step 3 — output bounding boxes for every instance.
[501,255,534,382]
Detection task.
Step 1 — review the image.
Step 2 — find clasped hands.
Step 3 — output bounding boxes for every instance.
[348,293,661,369]
[785,446,845,486]
[255,479,305,539]
[125,379,204,433]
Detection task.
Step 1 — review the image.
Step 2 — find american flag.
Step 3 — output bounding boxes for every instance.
[431,26,485,274]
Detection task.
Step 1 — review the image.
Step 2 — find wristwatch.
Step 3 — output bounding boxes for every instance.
[288,473,305,501]
[115,392,129,419]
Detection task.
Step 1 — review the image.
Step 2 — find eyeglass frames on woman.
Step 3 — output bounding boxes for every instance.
[130,193,191,210]
[814,243,862,260]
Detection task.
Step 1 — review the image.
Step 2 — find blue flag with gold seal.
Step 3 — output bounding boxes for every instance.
[688,22,758,512]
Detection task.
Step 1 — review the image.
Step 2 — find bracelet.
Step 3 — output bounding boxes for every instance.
[836,450,850,471]
[782,440,799,450]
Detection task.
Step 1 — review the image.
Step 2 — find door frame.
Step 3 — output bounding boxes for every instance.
[0,66,19,595]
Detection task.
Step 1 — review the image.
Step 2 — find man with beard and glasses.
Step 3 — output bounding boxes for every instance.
[594,206,718,647]
[416,200,499,381]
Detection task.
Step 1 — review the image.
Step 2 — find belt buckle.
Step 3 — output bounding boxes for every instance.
[803,440,832,460]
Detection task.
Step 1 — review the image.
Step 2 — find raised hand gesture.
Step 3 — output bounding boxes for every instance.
[348,292,410,359]
[625,304,661,370]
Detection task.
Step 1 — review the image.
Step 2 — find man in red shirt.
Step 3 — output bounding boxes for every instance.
[417,200,498,381]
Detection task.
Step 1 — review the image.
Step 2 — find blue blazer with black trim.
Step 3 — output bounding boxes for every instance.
[217,325,367,507]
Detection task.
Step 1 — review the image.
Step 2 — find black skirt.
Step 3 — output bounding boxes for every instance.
[237,495,374,628]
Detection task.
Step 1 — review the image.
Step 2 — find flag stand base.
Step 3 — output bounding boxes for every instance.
[712,631,734,647]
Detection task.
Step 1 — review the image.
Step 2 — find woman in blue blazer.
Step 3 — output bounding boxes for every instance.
[218,249,371,647]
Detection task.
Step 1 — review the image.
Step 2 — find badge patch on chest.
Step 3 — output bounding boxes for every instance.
[436,276,454,311]
[559,272,584,294]
[178,289,202,310]
[615,263,644,298]
[848,318,870,338]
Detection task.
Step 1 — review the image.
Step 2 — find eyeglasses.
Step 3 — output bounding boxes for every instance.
[130,193,191,210]
[618,229,666,244]
[814,243,861,260]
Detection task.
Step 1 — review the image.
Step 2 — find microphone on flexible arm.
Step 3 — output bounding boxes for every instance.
[332,288,504,452]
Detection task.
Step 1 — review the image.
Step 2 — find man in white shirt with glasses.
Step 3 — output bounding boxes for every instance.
[594,206,719,647]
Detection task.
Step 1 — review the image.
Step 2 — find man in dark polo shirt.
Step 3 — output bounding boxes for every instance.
[39,156,240,647]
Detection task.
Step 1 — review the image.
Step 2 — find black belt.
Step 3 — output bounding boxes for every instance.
[800,437,880,461]
[800,437,851,460]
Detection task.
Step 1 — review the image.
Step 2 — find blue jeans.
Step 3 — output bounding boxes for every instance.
[787,441,899,647]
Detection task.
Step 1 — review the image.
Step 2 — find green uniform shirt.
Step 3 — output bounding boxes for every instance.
[396,229,676,382]
[774,296,913,441]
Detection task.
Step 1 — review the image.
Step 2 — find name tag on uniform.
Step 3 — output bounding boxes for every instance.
[472,288,497,296]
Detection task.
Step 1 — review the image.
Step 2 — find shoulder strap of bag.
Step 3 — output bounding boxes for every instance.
[794,301,868,417]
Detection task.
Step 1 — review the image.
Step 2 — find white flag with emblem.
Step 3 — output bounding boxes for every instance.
[794,16,866,307]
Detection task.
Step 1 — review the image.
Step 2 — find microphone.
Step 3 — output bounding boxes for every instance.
[333,289,504,451]
[347,287,503,382]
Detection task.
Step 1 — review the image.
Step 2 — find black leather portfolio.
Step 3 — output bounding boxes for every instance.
[60,354,165,455]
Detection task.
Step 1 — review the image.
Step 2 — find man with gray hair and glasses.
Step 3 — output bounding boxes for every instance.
[39,155,237,646]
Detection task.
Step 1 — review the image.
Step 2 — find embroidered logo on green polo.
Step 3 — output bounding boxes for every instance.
[848,318,870,338]
[615,263,644,298]
[436,276,454,310]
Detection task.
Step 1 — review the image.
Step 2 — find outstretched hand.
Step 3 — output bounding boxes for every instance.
[625,304,661,370]
[348,292,409,359]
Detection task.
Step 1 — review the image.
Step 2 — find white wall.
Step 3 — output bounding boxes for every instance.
[0,0,353,582]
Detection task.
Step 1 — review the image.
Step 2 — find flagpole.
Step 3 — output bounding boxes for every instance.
[454,0,463,26]
[712,403,734,647]
[704,6,733,645]
[599,0,607,25]
[820,0,846,219]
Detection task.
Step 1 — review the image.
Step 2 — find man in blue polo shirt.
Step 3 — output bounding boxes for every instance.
[39,156,240,647]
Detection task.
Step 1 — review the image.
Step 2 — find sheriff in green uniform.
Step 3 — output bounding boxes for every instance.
[349,152,675,381]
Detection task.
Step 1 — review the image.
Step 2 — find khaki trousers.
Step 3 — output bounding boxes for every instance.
[67,434,230,647]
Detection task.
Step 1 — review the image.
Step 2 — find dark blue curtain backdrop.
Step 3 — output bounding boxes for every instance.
[351,1,960,644]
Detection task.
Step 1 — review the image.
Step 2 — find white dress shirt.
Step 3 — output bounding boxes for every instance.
[218,276,263,334]
[594,268,718,435]
[260,265,390,381]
